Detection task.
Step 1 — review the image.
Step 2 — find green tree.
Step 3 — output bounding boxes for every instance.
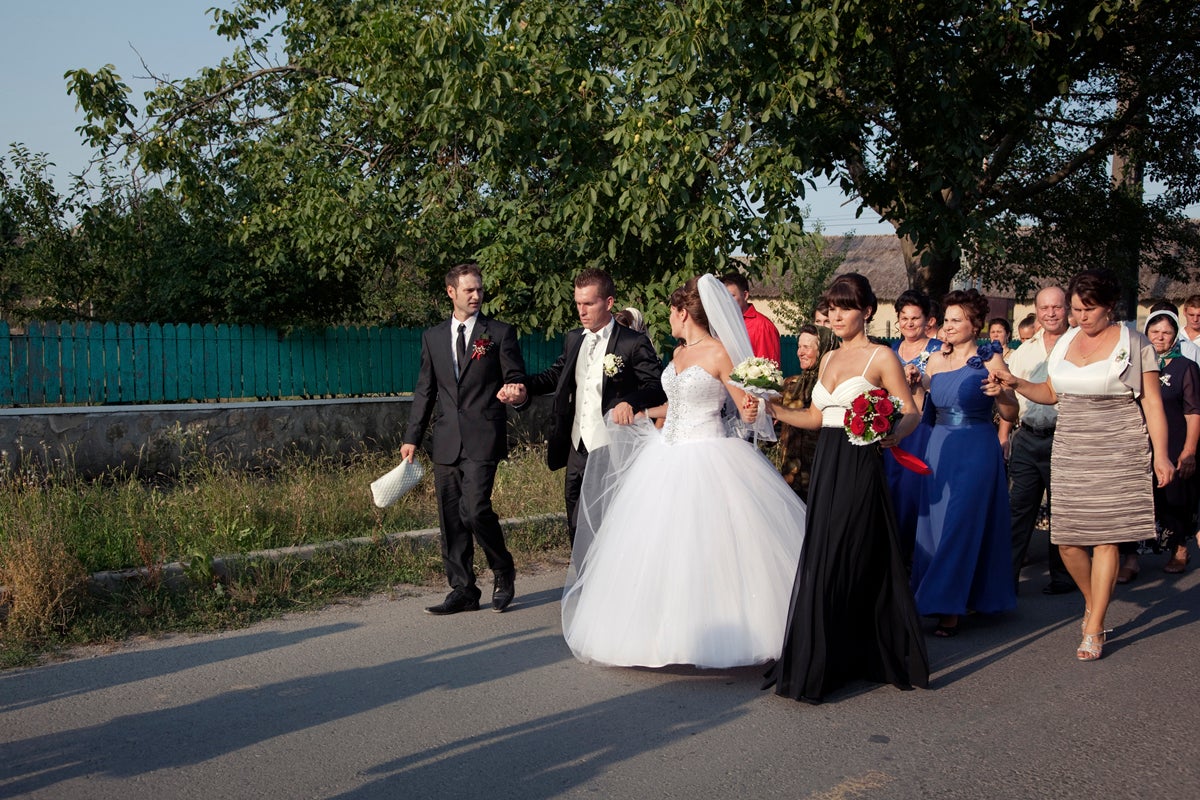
[789,0,1200,297]
[0,147,90,320]
[764,225,849,335]
[66,0,843,332]
[65,0,1200,324]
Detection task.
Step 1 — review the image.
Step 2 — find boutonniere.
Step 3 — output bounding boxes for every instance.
[602,353,624,377]
[917,350,931,371]
[471,333,494,360]
[1114,347,1128,364]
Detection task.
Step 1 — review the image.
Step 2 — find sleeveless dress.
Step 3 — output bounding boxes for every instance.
[886,339,941,562]
[1047,326,1157,545]
[911,364,1016,617]
[561,362,807,668]
[765,352,930,703]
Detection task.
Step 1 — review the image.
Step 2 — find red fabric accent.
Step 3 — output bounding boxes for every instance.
[742,304,781,363]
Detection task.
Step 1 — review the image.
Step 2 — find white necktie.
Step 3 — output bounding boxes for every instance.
[586,331,601,364]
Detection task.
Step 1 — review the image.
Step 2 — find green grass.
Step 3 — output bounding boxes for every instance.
[0,444,569,668]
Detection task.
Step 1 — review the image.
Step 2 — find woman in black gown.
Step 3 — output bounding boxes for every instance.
[763,274,930,703]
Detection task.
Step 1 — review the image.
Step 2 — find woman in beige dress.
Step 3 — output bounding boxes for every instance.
[991,270,1174,661]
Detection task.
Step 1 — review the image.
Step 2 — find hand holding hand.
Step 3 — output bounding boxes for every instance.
[497,383,528,405]
[904,363,921,386]
[611,401,636,426]
[987,366,1019,391]
[981,373,1007,397]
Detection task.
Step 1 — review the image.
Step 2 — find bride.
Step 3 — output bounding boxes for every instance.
[561,274,807,668]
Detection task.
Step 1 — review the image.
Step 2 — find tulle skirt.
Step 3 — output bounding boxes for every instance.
[562,420,806,668]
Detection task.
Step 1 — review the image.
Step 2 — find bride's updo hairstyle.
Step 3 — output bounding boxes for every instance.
[669,277,710,331]
[823,273,877,322]
[941,288,990,336]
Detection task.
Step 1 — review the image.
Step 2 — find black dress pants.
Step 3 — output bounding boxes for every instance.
[433,455,514,596]
[1009,427,1072,589]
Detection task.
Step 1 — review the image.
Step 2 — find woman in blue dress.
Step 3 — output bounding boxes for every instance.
[887,289,943,565]
[912,289,1018,637]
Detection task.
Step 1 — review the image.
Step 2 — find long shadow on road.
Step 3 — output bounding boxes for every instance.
[0,627,565,797]
[330,677,753,800]
[0,622,360,714]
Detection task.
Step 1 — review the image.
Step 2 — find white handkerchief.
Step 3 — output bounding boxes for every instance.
[370,459,425,508]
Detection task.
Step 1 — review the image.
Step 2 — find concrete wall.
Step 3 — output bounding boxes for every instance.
[0,397,554,478]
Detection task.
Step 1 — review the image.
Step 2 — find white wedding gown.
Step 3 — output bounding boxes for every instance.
[561,362,807,668]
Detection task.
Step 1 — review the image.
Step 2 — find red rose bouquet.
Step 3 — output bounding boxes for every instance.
[844,389,930,474]
[844,389,901,445]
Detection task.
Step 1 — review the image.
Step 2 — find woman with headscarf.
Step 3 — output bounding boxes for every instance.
[775,323,840,498]
[1116,306,1200,580]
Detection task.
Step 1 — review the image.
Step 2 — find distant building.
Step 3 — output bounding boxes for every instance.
[744,232,1200,336]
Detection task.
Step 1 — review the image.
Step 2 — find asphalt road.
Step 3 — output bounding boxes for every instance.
[2,544,1199,800]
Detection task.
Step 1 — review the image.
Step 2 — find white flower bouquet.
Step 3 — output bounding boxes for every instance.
[729,356,784,400]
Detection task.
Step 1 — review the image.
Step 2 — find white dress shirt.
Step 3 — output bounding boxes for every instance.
[450,313,478,378]
[1007,328,1058,430]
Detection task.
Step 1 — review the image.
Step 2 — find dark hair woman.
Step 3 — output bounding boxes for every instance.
[911,289,1018,637]
[888,289,943,563]
[765,273,929,703]
[992,269,1175,660]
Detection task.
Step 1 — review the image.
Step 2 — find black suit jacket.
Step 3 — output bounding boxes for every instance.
[525,323,665,471]
[403,315,527,464]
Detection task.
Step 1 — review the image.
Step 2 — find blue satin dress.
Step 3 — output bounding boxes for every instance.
[911,364,1016,617]
[886,339,941,563]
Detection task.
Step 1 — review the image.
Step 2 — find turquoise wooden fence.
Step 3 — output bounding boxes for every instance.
[0,321,566,407]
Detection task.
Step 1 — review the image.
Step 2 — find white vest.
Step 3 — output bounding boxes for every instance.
[571,326,610,450]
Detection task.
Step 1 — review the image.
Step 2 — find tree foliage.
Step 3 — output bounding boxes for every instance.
[788,0,1200,297]
[29,0,1200,330]
[65,0,845,331]
[0,147,397,326]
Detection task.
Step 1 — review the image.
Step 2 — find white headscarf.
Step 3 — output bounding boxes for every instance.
[1144,309,1200,364]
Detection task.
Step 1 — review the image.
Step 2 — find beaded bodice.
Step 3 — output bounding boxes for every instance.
[661,363,728,444]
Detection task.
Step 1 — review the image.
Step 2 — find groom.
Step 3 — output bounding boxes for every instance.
[402,263,527,615]
[504,268,665,542]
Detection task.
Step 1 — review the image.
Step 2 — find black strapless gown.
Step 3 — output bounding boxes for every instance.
[764,378,930,703]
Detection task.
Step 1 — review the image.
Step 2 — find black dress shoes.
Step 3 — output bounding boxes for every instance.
[492,572,515,613]
[1042,580,1077,595]
[424,589,481,615]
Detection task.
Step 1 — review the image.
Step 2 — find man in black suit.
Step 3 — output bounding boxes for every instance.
[401,263,527,615]
[503,268,665,542]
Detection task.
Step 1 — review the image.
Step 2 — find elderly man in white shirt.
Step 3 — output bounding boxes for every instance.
[1009,286,1077,595]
